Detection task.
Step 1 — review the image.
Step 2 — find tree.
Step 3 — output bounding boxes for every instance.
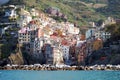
[97,19,104,26]
[93,39,103,51]
[97,0,120,18]
[105,23,120,40]
[107,0,120,18]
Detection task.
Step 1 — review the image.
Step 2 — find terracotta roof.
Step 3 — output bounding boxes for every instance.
[50,34,58,40]
[61,39,71,46]
[18,27,30,33]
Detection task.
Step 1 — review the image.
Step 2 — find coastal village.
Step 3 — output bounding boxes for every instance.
[0,4,120,68]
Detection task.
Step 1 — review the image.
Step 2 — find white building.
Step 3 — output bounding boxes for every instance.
[76,40,86,47]
[104,17,116,25]
[101,32,111,41]
[17,9,32,27]
[86,29,95,39]
[17,15,32,27]
[95,31,101,39]
[60,45,70,64]
[67,23,79,34]
[95,31,111,41]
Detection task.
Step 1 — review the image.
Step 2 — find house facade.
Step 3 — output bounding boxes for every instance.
[18,27,36,44]
[76,40,86,65]
[53,47,63,65]
[60,44,70,64]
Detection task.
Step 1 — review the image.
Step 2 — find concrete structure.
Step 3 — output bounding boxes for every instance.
[101,32,111,41]
[95,31,111,41]
[67,23,79,34]
[86,29,95,39]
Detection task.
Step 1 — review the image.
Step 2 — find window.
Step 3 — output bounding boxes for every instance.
[65,48,67,50]
[65,51,66,53]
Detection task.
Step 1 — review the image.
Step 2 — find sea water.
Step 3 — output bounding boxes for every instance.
[0,70,120,80]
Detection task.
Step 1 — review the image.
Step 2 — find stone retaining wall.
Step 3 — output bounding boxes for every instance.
[0,64,120,70]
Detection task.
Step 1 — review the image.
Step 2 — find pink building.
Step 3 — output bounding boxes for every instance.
[37,28,44,38]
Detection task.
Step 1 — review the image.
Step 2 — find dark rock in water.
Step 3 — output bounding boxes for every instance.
[110,54,120,65]
[0,58,9,66]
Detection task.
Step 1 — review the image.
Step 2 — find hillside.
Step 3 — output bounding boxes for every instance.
[5,0,106,27]
[96,0,120,19]
[3,0,120,26]
[80,0,108,4]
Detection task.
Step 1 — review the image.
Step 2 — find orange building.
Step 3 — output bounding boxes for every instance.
[93,38,103,51]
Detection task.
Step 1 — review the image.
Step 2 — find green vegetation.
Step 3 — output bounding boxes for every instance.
[7,0,107,27]
[4,0,120,26]
[0,43,17,59]
[105,23,120,41]
[0,26,19,59]
[96,0,120,18]
[52,16,65,22]
[80,0,108,4]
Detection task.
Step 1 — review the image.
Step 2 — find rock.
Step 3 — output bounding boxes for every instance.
[0,59,9,66]
[1,64,120,71]
[8,52,24,65]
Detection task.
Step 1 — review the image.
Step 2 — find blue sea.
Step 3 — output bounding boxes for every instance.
[0,70,120,80]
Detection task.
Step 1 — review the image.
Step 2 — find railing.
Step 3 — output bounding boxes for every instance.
[0,22,17,25]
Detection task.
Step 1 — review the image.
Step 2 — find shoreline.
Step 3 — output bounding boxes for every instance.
[0,64,120,71]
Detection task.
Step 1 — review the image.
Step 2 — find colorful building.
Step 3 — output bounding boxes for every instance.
[42,44,53,64]
[60,39,70,64]
[18,27,36,44]
[53,47,63,65]
[76,40,86,65]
